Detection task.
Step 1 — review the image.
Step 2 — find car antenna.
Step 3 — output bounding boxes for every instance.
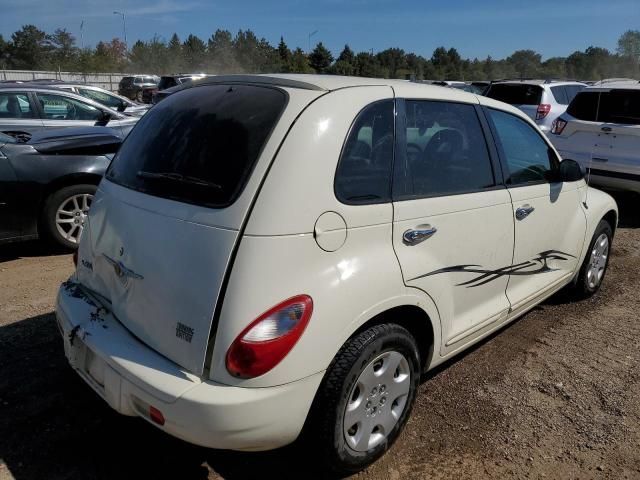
[583,90,603,209]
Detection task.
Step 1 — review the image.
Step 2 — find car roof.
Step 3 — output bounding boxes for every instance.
[490,79,585,87]
[186,73,480,94]
[583,83,640,92]
[171,73,529,120]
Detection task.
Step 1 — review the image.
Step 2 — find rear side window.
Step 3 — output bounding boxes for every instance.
[550,86,568,105]
[397,100,495,199]
[565,85,584,103]
[335,100,394,204]
[158,77,177,90]
[106,85,287,208]
[486,84,543,105]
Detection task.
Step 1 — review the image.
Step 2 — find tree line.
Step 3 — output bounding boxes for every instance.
[1,25,639,81]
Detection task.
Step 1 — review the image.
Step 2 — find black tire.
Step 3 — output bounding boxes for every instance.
[572,219,613,299]
[304,324,421,476]
[41,184,96,249]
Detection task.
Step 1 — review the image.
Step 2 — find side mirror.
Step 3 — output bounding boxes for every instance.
[116,101,126,112]
[558,159,585,182]
[95,111,112,127]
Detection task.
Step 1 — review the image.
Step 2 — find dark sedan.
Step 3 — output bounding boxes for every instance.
[0,127,121,248]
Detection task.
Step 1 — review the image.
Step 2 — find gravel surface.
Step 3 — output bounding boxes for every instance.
[1,193,639,480]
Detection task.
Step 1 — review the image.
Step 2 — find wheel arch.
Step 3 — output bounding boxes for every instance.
[603,209,618,235]
[349,304,436,372]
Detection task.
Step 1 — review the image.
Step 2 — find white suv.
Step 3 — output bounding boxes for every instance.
[485,80,586,133]
[550,83,640,193]
[56,74,617,475]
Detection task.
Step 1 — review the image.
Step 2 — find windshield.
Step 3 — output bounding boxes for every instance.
[0,132,17,144]
[106,84,288,208]
[485,84,543,105]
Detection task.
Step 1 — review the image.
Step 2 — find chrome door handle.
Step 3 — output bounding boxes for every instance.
[515,205,535,220]
[403,225,437,245]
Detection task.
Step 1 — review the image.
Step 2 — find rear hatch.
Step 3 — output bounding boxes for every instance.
[485,83,543,121]
[555,89,640,172]
[75,82,320,375]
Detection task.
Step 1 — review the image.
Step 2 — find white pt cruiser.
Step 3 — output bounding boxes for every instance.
[56,74,617,475]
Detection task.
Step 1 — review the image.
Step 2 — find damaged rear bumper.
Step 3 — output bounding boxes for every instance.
[55,280,323,451]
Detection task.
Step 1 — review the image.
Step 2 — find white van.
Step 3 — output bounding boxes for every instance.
[56,74,617,475]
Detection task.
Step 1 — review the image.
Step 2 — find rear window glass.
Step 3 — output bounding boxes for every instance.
[567,91,599,121]
[158,77,178,90]
[485,84,543,105]
[106,84,287,208]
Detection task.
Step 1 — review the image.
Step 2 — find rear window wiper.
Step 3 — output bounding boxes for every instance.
[136,171,222,190]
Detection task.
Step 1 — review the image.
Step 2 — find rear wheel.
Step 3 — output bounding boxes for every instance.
[573,219,613,298]
[42,184,96,249]
[305,324,420,475]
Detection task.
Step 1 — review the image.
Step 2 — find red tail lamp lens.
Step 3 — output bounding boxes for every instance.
[536,103,552,120]
[226,295,313,379]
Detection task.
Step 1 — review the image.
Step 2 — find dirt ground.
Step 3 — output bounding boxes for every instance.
[1,192,640,480]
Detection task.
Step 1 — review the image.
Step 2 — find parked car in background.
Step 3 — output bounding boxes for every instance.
[35,82,150,117]
[150,82,183,104]
[550,85,640,193]
[118,75,159,103]
[57,74,616,476]
[150,74,210,104]
[0,86,139,140]
[485,80,586,133]
[0,127,121,247]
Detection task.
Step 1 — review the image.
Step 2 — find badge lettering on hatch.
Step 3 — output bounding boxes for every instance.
[176,322,194,343]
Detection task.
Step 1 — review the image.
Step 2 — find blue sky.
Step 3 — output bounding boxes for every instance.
[0,0,638,60]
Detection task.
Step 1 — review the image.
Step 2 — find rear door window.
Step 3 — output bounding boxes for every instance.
[550,86,569,105]
[106,84,287,208]
[396,100,495,199]
[0,92,34,118]
[486,84,543,105]
[334,100,394,204]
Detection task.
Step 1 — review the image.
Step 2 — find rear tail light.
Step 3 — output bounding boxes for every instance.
[551,118,568,135]
[226,295,313,379]
[149,406,165,426]
[536,103,552,120]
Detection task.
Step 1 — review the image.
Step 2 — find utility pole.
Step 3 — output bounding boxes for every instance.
[113,11,127,51]
[308,30,318,53]
[80,20,84,49]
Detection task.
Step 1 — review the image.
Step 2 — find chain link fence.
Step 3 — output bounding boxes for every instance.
[0,70,131,92]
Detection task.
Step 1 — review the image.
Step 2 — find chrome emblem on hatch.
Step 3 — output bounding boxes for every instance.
[103,254,143,280]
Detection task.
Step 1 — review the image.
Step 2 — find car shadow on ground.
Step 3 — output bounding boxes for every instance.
[0,240,69,264]
[0,313,335,480]
[605,190,640,228]
[0,294,580,480]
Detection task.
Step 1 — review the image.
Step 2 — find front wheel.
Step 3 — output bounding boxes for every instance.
[304,323,420,475]
[573,219,613,298]
[42,184,96,249]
